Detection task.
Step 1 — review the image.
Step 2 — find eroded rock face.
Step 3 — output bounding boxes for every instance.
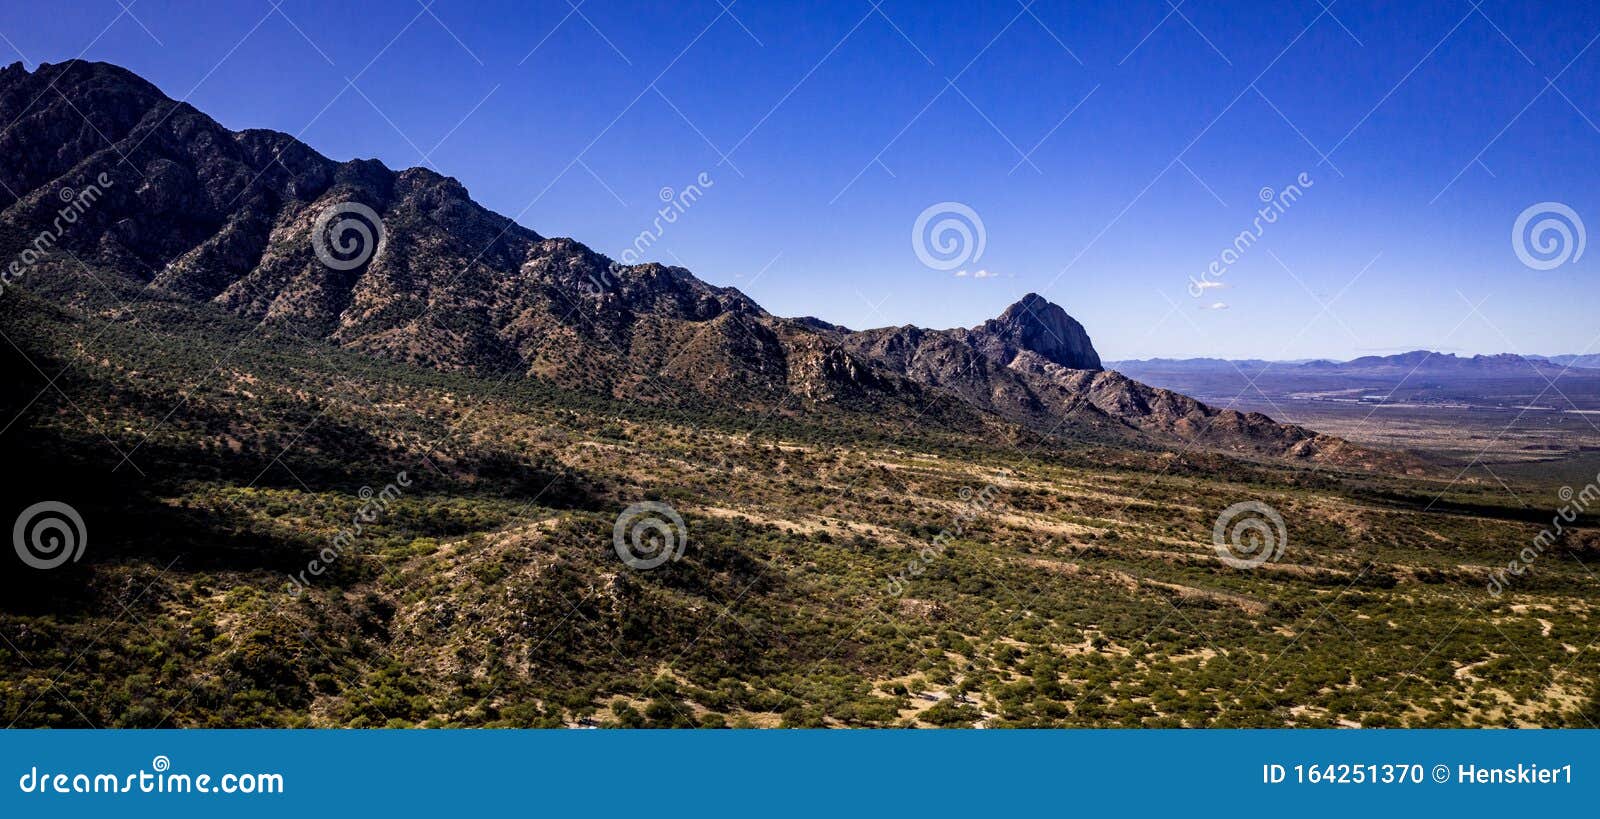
[977,292,1102,371]
[0,60,1401,468]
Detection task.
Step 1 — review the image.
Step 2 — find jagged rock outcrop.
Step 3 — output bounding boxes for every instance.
[977,292,1101,370]
[839,293,1361,460]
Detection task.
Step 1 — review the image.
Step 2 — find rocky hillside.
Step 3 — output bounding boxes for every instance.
[0,60,1391,466]
[839,294,1363,461]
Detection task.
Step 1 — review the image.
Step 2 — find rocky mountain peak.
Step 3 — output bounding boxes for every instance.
[978,292,1102,371]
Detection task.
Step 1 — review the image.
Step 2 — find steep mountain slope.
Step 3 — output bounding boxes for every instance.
[0,60,1387,465]
[0,61,968,424]
[0,61,760,383]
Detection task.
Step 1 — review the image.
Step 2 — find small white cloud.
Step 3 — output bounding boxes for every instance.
[1193,280,1227,291]
[1201,302,1229,310]
[971,269,998,279]
[953,269,969,277]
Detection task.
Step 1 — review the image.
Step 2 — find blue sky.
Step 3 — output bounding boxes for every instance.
[3,0,1598,360]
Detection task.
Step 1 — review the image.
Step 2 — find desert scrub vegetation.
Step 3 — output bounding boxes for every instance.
[1,288,1597,728]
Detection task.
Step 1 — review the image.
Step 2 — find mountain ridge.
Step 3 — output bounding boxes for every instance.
[0,59,1403,468]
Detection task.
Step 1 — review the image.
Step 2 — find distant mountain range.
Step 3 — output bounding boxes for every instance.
[1109,351,1600,377]
[0,60,1410,468]
[1534,353,1600,370]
